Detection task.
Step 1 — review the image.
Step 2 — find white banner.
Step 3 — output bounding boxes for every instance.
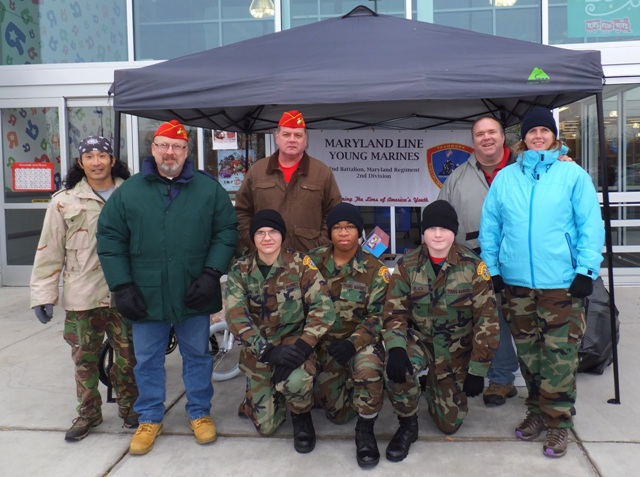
[307,130,474,206]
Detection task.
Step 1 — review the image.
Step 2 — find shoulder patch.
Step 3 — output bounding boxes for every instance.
[379,266,390,284]
[477,261,490,281]
[303,255,318,270]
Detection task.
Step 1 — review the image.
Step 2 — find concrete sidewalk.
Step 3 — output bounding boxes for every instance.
[0,286,638,477]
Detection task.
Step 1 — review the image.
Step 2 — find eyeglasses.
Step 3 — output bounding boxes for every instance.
[331,225,358,233]
[153,143,188,152]
[254,230,281,240]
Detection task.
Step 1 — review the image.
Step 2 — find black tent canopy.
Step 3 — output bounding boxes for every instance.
[110,6,603,133]
[109,6,619,401]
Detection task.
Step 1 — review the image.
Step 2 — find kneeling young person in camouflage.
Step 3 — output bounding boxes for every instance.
[224,210,336,454]
[307,203,390,468]
[382,200,500,462]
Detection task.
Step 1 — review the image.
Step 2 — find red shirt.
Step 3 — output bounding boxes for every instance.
[279,161,299,183]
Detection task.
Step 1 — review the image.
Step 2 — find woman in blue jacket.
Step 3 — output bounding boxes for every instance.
[479,107,604,459]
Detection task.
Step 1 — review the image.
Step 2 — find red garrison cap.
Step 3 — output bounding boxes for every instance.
[278,110,306,129]
[154,120,188,140]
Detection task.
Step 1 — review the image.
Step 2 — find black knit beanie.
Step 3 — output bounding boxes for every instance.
[521,106,558,140]
[250,209,286,243]
[326,202,364,238]
[421,200,459,235]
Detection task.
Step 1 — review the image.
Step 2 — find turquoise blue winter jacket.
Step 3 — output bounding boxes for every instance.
[479,146,604,289]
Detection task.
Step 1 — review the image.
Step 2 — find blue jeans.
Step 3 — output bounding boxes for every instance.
[132,314,213,424]
[487,307,519,385]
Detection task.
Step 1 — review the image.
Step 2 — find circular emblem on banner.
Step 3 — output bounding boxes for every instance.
[303,255,318,270]
[477,261,491,281]
[379,266,391,284]
[426,143,474,188]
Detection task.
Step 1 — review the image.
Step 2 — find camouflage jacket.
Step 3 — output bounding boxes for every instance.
[224,249,336,364]
[30,177,124,310]
[307,244,390,351]
[382,242,499,379]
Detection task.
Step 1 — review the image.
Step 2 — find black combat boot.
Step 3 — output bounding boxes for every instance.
[291,412,316,453]
[355,415,380,468]
[385,414,419,462]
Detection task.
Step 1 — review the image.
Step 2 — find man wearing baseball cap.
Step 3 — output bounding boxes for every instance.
[97,120,238,455]
[235,110,342,255]
[30,136,139,441]
[382,200,500,462]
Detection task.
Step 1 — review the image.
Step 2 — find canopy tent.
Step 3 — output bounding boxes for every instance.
[109,6,619,401]
[110,6,604,132]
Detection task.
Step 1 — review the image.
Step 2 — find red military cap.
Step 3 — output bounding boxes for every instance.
[278,110,306,129]
[154,119,188,140]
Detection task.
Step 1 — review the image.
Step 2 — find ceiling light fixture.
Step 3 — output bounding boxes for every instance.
[489,0,518,6]
[250,0,275,19]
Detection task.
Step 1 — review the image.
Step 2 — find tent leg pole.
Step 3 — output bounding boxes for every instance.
[114,112,122,161]
[596,92,620,405]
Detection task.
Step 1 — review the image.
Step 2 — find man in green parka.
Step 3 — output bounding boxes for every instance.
[97,120,238,455]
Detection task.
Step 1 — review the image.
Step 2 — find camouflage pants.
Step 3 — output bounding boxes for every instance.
[386,334,469,435]
[503,286,585,429]
[313,341,384,424]
[239,358,316,436]
[63,307,138,418]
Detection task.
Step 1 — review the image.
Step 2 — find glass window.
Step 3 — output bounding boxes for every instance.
[623,87,640,190]
[67,106,128,171]
[549,1,640,45]
[134,0,274,60]
[1,107,61,203]
[204,132,266,199]
[429,0,541,43]
[5,209,46,265]
[286,0,406,29]
[0,0,127,65]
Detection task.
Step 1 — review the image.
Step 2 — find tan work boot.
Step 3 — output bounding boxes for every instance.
[483,382,518,406]
[190,416,217,444]
[129,422,163,455]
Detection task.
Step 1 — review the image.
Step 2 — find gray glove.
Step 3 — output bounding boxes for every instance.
[34,304,54,324]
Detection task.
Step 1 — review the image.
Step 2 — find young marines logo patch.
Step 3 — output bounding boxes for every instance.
[303,255,318,270]
[477,261,490,281]
[379,266,391,284]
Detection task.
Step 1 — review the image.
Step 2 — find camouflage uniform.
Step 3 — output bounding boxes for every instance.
[503,287,585,428]
[30,177,137,419]
[307,244,389,424]
[224,249,336,436]
[382,243,499,434]
[64,308,137,417]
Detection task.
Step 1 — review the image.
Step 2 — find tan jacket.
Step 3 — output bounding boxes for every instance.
[235,151,342,254]
[30,177,124,311]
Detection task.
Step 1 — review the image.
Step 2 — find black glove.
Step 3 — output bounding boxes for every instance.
[463,373,485,397]
[491,275,505,294]
[185,267,222,310]
[33,304,53,324]
[262,344,306,368]
[273,365,295,384]
[328,339,356,366]
[386,347,413,384]
[294,339,313,359]
[568,274,593,299]
[113,283,147,321]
